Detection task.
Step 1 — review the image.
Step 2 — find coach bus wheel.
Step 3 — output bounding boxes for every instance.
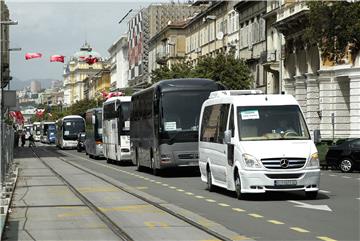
[151,157,159,176]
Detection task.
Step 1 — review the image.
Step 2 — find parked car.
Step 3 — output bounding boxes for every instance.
[325,138,360,173]
[77,132,86,152]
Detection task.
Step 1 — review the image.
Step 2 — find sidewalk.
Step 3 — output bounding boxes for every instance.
[1,147,246,241]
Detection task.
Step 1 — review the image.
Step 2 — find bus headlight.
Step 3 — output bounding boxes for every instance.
[306,153,320,169]
[242,154,262,169]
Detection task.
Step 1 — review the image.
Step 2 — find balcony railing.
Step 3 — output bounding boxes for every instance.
[277,1,309,23]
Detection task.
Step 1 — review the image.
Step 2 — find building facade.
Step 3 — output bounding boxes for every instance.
[148,22,187,73]
[235,1,267,92]
[274,0,360,139]
[185,1,238,65]
[1,0,10,89]
[63,43,103,106]
[108,36,129,91]
[30,80,41,94]
[128,3,208,87]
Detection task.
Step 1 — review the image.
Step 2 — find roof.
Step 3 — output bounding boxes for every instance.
[204,92,299,107]
[133,78,225,97]
[73,42,101,59]
[62,115,84,120]
[104,96,132,104]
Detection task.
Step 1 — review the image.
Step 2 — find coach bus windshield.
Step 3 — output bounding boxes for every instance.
[161,91,210,133]
[64,119,85,140]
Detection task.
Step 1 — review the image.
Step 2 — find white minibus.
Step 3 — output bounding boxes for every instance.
[199,90,320,199]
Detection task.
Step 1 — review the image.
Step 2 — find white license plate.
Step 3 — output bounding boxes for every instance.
[274,180,297,186]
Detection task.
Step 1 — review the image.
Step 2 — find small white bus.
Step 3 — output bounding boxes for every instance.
[102,96,131,163]
[199,90,320,199]
[56,115,85,149]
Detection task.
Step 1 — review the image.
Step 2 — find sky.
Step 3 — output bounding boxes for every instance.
[6,0,170,85]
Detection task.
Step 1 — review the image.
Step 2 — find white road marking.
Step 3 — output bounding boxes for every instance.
[342,176,351,179]
[329,174,337,177]
[288,200,332,212]
[218,203,230,207]
[319,190,331,194]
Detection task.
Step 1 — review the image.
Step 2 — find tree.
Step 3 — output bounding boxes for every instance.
[194,52,252,89]
[66,99,98,116]
[150,52,253,89]
[150,61,193,84]
[305,1,360,63]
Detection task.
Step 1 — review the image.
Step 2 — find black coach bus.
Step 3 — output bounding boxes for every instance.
[130,78,225,175]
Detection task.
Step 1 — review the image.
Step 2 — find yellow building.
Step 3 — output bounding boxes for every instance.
[86,65,111,100]
[63,42,104,106]
[148,21,187,73]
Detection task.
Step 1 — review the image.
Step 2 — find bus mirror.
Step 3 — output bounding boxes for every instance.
[92,115,96,125]
[224,130,232,144]
[313,129,321,144]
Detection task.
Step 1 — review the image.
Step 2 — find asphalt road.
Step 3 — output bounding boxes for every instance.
[42,144,359,241]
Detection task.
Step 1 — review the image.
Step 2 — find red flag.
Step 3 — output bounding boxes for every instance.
[35,108,45,118]
[85,55,98,65]
[25,53,42,60]
[50,55,64,63]
[101,90,108,98]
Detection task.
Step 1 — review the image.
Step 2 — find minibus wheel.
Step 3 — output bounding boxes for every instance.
[235,172,242,200]
[206,168,214,192]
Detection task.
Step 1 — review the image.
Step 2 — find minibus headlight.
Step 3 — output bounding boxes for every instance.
[307,153,320,169]
[242,154,262,169]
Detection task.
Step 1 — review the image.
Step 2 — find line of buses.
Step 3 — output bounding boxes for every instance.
[28,78,321,199]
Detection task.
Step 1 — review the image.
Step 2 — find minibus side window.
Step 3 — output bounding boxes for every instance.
[217,104,230,143]
[229,105,234,137]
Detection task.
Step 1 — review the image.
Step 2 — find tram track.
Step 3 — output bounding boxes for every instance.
[33,146,232,241]
[30,147,134,241]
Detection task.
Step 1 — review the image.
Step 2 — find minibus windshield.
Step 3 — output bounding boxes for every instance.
[237,105,310,141]
[161,90,209,132]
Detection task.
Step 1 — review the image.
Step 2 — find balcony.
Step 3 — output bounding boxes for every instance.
[156,52,169,65]
[277,1,309,22]
[274,1,309,36]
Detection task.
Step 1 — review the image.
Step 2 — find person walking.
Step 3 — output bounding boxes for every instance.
[21,131,26,147]
[28,133,35,147]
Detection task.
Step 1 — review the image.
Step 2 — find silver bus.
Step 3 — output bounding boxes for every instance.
[56,115,85,149]
[85,108,103,159]
[130,78,225,175]
[103,96,131,164]
[40,121,56,144]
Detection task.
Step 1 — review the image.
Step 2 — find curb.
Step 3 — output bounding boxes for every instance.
[0,167,18,239]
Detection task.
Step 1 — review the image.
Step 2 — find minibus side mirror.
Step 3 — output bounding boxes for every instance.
[224,130,232,144]
[313,129,321,144]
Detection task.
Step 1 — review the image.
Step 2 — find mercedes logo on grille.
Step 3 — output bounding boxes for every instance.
[280,159,289,168]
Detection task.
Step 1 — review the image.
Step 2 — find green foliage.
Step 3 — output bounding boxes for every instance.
[150,52,253,89]
[30,99,99,123]
[194,52,252,89]
[124,87,134,96]
[305,1,360,63]
[66,99,98,116]
[150,61,193,84]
